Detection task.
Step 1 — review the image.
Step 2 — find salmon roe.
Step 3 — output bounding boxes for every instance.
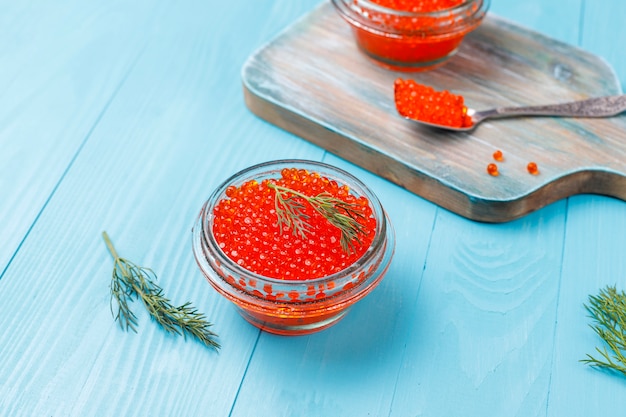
[333,0,488,70]
[527,162,539,175]
[361,0,473,33]
[394,78,473,128]
[369,0,465,12]
[212,168,376,280]
[487,163,499,176]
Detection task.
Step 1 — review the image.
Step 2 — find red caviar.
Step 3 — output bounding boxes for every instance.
[212,168,376,280]
[493,150,504,161]
[332,0,488,70]
[487,163,499,176]
[369,0,464,12]
[193,160,395,335]
[394,78,473,128]
[527,162,539,175]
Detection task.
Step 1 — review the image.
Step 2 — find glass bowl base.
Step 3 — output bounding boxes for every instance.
[359,46,458,72]
[237,308,350,336]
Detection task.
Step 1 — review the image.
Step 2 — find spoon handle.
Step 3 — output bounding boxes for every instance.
[480,95,626,121]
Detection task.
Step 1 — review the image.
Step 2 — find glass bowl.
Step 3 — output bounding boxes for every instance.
[332,0,490,71]
[192,160,395,335]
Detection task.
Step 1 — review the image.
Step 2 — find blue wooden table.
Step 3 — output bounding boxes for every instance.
[1,1,625,416]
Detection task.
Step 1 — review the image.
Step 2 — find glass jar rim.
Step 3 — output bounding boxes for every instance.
[348,0,484,17]
[196,159,389,288]
[332,0,490,37]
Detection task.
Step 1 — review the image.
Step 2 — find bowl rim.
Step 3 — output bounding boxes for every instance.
[332,0,490,37]
[196,159,390,287]
[338,0,484,17]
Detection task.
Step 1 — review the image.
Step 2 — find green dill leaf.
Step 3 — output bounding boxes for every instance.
[103,231,220,351]
[581,285,626,376]
[267,183,367,255]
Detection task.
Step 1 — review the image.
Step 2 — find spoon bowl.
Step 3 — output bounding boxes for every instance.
[405,95,626,132]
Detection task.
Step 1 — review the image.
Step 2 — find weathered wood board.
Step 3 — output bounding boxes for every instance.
[241,1,626,222]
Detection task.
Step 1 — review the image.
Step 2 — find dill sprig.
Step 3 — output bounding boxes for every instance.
[581,285,626,376]
[267,183,367,254]
[103,231,220,351]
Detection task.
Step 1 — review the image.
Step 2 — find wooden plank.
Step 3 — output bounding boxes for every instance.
[548,1,626,415]
[3,1,625,417]
[489,0,583,44]
[580,1,626,87]
[0,1,324,416]
[230,154,438,417]
[388,205,567,417]
[242,2,626,223]
[0,0,160,274]
[235,3,608,416]
[548,196,626,417]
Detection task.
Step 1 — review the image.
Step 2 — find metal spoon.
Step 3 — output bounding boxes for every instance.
[407,95,626,132]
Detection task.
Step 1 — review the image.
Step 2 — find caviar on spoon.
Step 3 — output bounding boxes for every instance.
[394,78,626,131]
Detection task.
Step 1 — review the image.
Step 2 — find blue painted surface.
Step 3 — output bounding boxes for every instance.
[1,1,625,416]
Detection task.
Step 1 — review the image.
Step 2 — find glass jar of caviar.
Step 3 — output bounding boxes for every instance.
[192,160,395,335]
[332,0,490,71]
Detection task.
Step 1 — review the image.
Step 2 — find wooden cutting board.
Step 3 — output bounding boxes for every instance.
[241,2,626,222]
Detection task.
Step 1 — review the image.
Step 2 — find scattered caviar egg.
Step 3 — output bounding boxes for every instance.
[527,162,539,175]
[211,168,376,280]
[487,163,499,176]
[394,78,473,128]
[493,150,504,161]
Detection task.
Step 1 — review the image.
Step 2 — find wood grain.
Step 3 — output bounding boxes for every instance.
[549,196,626,416]
[0,0,160,274]
[0,1,324,416]
[548,2,626,414]
[242,2,626,222]
[2,1,626,417]
[388,205,567,416]
[230,155,439,417]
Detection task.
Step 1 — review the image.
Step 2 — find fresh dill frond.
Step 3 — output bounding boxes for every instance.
[581,285,626,376]
[103,231,220,351]
[267,183,367,254]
